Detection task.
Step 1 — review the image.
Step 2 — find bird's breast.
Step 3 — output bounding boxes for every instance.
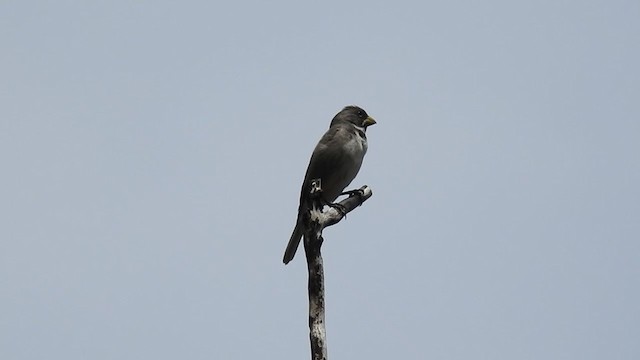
[344,130,368,157]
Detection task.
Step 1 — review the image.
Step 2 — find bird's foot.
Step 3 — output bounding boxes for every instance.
[340,189,365,202]
[327,202,347,218]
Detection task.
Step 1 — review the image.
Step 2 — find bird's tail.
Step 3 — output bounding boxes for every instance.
[283,220,303,264]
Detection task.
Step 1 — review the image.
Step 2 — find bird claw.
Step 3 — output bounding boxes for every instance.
[340,189,365,201]
[327,203,348,218]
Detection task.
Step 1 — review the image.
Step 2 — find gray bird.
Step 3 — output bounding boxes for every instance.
[283,105,376,264]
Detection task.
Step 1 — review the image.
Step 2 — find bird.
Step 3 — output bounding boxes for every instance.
[283,105,376,264]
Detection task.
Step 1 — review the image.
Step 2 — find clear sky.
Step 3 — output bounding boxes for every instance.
[2,1,639,359]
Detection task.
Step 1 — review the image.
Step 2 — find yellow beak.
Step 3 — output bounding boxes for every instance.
[363,116,377,127]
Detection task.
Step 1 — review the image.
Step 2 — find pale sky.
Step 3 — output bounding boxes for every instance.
[2,1,639,359]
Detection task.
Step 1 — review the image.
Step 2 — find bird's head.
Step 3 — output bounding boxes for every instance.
[330,105,377,130]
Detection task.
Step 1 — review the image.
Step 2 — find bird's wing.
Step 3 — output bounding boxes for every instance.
[299,125,352,203]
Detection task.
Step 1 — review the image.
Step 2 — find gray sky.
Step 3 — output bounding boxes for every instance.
[2,1,639,359]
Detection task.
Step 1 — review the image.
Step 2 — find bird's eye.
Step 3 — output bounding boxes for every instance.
[357,111,364,118]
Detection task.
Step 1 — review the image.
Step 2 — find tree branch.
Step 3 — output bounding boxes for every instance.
[303,180,373,360]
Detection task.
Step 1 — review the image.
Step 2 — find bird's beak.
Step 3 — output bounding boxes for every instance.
[363,116,377,127]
